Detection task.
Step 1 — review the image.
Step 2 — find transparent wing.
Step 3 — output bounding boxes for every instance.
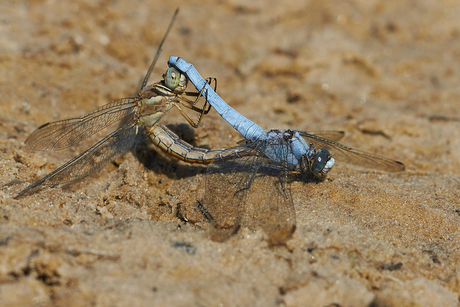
[304,130,344,142]
[203,154,253,242]
[236,130,344,145]
[202,138,296,244]
[245,140,296,245]
[15,121,138,198]
[297,131,405,172]
[25,98,138,151]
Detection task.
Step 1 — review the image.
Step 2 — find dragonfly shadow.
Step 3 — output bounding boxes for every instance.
[132,123,208,180]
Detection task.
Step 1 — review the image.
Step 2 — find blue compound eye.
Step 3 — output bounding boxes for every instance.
[164,67,181,89]
[311,148,332,177]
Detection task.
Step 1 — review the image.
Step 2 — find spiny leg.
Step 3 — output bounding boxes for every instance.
[177,77,216,128]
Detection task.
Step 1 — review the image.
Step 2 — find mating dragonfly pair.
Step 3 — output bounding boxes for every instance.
[14,9,404,244]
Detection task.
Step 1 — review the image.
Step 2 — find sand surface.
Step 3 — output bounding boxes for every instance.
[1,0,460,306]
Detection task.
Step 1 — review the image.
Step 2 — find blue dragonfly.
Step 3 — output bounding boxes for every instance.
[149,122,350,244]
[164,56,404,244]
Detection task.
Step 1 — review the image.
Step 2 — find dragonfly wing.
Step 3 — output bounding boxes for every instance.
[236,130,344,146]
[252,139,297,244]
[203,158,250,242]
[15,122,138,198]
[303,130,344,142]
[201,141,264,242]
[298,131,405,172]
[244,158,296,245]
[203,137,297,244]
[25,98,138,151]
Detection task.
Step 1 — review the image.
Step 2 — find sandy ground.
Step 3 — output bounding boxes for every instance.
[1,0,460,306]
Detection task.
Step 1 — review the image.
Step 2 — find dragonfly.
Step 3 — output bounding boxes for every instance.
[163,56,405,244]
[149,124,348,244]
[14,9,215,198]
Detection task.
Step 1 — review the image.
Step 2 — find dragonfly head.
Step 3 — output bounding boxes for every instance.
[164,67,188,93]
[310,148,334,179]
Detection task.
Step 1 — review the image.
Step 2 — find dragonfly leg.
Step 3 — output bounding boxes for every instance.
[176,78,216,128]
[175,102,209,128]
